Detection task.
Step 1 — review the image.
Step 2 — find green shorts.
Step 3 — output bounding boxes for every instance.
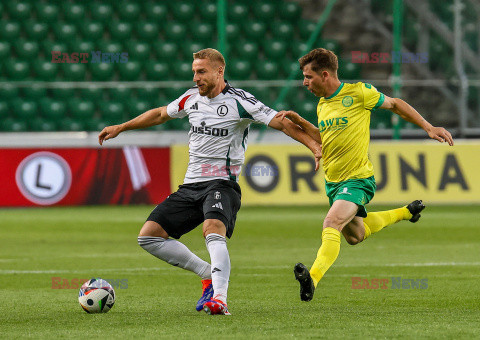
[325,176,376,218]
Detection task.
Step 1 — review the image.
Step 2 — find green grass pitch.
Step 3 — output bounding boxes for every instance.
[1,205,479,338]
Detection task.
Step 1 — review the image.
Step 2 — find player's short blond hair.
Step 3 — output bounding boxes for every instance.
[299,48,338,75]
[193,48,226,68]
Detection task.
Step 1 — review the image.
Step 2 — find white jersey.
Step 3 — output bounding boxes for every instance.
[167,82,277,184]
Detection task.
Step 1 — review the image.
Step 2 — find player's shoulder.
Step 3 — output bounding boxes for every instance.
[180,86,200,98]
[223,84,259,106]
[354,82,379,92]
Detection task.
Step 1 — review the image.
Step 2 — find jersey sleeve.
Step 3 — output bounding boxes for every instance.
[166,90,193,118]
[235,91,277,125]
[361,83,385,111]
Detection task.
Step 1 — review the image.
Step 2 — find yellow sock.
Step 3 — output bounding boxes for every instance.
[309,227,341,287]
[362,207,411,240]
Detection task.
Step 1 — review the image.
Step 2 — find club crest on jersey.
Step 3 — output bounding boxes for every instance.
[342,96,353,107]
[217,105,228,117]
[191,121,228,136]
[214,191,221,200]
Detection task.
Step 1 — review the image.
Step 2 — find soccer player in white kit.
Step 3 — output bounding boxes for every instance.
[99,48,322,315]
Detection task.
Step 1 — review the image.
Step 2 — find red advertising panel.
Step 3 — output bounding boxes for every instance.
[0,147,171,206]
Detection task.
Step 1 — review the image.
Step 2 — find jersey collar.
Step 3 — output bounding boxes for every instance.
[221,80,231,95]
[324,82,344,100]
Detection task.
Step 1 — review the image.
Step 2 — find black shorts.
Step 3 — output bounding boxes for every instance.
[147,179,242,239]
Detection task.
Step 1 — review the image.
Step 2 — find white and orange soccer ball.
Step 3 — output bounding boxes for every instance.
[78,278,115,313]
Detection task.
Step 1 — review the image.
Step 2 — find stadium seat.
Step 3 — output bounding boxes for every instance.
[171,3,195,21]
[264,40,287,61]
[39,98,67,120]
[2,118,27,132]
[322,39,342,55]
[252,2,276,21]
[199,2,217,20]
[14,40,39,60]
[136,22,159,41]
[69,40,95,54]
[282,60,301,78]
[298,20,317,40]
[4,60,30,80]
[226,23,241,40]
[7,1,31,21]
[89,3,113,21]
[234,42,259,61]
[80,22,104,41]
[42,41,68,57]
[274,101,290,112]
[371,109,393,129]
[190,22,214,43]
[278,1,301,20]
[11,99,37,120]
[63,3,85,23]
[22,85,47,100]
[62,63,87,81]
[99,101,124,123]
[126,99,151,118]
[80,85,104,101]
[164,84,185,101]
[59,118,85,132]
[0,101,9,119]
[86,118,107,132]
[173,61,193,80]
[90,62,115,81]
[338,61,361,80]
[164,117,190,131]
[117,2,140,21]
[228,60,252,80]
[153,41,179,61]
[126,41,150,61]
[100,41,123,55]
[182,42,205,60]
[291,41,309,58]
[51,87,75,100]
[109,22,133,41]
[53,23,77,42]
[144,3,168,21]
[255,60,279,80]
[296,101,317,125]
[243,20,267,41]
[29,117,57,132]
[137,85,161,100]
[108,86,132,103]
[270,21,295,41]
[0,22,21,42]
[145,61,170,80]
[246,86,271,104]
[165,23,187,41]
[0,84,19,99]
[24,21,48,40]
[69,99,95,121]
[35,3,59,21]
[0,42,11,60]
[228,4,249,22]
[118,62,141,81]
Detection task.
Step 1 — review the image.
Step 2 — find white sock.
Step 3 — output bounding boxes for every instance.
[205,233,230,304]
[138,236,211,280]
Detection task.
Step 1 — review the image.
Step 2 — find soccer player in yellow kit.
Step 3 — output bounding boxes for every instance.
[276,48,454,301]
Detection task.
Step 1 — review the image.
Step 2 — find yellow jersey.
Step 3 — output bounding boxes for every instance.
[317,82,385,182]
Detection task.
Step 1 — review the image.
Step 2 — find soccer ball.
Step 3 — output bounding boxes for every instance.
[78,278,115,313]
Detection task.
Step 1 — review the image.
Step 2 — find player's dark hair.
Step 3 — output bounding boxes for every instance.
[299,48,338,75]
[193,48,226,68]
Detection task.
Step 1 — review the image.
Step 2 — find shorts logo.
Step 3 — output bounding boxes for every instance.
[342,96,353,107]
[214,191,221,200]
[217,105,228,117]
[212,202,223,210]
[340,187,351,195]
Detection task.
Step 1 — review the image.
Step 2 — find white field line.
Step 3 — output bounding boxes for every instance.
[1,262,480,275]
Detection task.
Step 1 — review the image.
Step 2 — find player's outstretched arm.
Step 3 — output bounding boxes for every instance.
[381,96,454,146]
[98,106,172,145]
[269,115,322,171]
[275,110,322,145]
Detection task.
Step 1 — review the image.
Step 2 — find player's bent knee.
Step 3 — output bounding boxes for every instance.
[203,218,226,238]
[138,221,169,238]
[323,216,343,230]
